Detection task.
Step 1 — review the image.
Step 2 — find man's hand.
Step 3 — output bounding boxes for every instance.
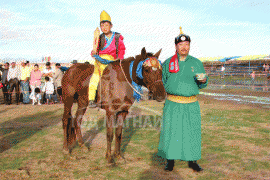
[47,72,53,77]
[91,50,97,57]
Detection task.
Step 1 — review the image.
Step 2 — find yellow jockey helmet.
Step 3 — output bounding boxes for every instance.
[100,10,111,23]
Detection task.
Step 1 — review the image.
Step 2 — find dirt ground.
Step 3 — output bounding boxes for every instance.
[0,90,269,179]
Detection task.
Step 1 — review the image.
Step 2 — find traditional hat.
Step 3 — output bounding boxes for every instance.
[100,10,111,23]
[175,26,191,45]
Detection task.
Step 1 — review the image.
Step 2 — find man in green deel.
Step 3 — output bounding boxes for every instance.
[158,27,208,172]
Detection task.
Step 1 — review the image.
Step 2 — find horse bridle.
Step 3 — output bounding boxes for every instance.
[147,79,163,89]
[119,57,162,98]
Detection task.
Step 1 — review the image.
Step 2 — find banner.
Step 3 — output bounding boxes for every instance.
[43,56,51,62]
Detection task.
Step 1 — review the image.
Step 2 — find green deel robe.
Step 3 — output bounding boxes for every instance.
[158,54,208,161]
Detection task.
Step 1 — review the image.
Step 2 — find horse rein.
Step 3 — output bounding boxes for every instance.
[119,58,162,98]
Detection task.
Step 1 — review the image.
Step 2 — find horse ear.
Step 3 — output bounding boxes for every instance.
[141,47,147,59]
[154,48,162,59]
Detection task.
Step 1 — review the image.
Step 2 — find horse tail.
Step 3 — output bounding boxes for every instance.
[66,111,77,149]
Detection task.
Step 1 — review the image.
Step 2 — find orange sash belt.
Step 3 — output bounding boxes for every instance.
[167,94,197,104]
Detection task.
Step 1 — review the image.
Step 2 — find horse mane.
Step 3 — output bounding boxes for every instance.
[134,52,154,61]
[132,52,155,85]
[113,52,154,64]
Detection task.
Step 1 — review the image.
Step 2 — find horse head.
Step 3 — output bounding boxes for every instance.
[132,47,166,102]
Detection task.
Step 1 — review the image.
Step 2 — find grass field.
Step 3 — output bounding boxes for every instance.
[0,95,270,179]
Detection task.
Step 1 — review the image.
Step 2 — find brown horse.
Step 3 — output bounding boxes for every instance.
[61,47,166,163]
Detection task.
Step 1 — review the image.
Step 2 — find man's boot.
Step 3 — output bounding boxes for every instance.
[165,159,174,171]
[188,161,203,172]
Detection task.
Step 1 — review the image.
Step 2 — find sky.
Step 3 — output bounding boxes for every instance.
[0,0,269,63]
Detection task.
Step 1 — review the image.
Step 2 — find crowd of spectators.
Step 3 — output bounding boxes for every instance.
[0,61,64,105]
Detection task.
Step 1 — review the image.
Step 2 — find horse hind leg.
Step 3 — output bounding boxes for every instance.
[74,94,88,152]
[62,96,76,155]
[114,111,128,160]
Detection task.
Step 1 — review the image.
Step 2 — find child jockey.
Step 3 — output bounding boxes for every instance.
[89,10,126,107]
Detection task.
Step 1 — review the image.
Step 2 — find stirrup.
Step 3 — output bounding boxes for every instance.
[88,100,97,108]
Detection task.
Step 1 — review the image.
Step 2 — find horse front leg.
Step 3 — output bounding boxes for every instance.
[106,111,114,163]
[114,111,128,158]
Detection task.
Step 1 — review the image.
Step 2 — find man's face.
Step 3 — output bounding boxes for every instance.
[11,63,15,68]
[46,65,50,69]
[100,22,112,34]
[4,64,9,69]
[21,62,25,67]
[175,41,190,57]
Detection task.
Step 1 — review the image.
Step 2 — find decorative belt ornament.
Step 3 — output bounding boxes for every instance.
[167,94,197,103]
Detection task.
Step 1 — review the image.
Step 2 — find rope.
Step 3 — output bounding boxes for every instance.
[119,59,148,99]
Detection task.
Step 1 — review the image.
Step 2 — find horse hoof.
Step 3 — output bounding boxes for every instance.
[107,158,114,164]
[106,154,114,164]
[113,153,121,159]
[114,153,126,164]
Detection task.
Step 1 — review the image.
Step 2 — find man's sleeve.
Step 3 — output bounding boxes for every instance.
[118,35,126,60]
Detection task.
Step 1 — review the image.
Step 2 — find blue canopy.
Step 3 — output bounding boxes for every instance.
[219,56,241,62]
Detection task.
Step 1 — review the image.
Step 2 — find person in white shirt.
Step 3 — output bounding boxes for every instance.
[42,62,58,103]
[30,87,42,105]
[42,62,54,81]
[7,62,21,104]
[42,76,55,104]
[7,62,20,81]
